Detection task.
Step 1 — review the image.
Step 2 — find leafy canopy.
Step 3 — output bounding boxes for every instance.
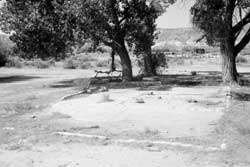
[191,0,250,52]
[70,0,175,50]
[0,0,175,59]
[0,0,76,59]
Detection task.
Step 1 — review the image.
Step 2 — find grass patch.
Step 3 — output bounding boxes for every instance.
[3,101,35,115]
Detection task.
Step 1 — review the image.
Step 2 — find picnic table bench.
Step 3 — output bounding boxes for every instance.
[94,69,122,78]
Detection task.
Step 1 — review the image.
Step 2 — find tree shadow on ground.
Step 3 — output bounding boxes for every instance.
[0,75,41,84]
[89,71,224,90]
[50,71,250,92]
[159,71,222,87]
[159,71,250,87]
[49,78,91,89]
[50,79,77,88]
[54,71,250,102]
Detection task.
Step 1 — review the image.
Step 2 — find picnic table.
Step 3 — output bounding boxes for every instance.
[94,69,122,78]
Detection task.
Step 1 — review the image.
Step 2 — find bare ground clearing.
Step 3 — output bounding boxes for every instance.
[1,58,250,167]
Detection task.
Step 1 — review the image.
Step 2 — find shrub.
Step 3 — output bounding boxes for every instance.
[191,71,197,76]
[96,59,109,68]
[136,51,168,75]
[77,53,97,62]
[63,54,96,69]
[152,51,168,69]
[31,59,53,69]
[5,56,24,68]
[182,46,194,53]
[63,58,78,69]
[79,62,92,69]
[0,52,7,67]
[176,59,185,65]
[14,58,55,69]
[236,56,248,64]
[0,47,13,67]
[0,34,15,67]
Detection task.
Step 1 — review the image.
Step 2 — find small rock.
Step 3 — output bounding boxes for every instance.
[158,96,162,99]
[31,115,37,119]
[188,99,198,103]
[149,92,154,95]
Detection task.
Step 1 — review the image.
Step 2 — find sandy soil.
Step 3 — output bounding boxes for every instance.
[0,143,193,167]
[51,87,224,138]
[1,60,250,167]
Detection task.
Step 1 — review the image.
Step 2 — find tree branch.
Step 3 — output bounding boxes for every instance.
[235,27,250,53]
[196,34,206,43]
[90,32,114,47]
[233,11,250,34]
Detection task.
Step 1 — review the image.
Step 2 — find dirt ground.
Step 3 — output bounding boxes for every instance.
[1,58,250,167]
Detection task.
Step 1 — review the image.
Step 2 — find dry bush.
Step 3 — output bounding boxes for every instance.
[96,59,109,68]
[152,51,168,69]
[63,54,95,69]
[78,62,92,69]
[170,58,185,66]
[26,59,55,69]
[0,34,15,67]
[236,56,248,64]
[0,52,7,67]
[63,52,112,69]
[6,57,55,69]
[63,58,78,69]
[3,101,34,115]
[5,56,24,68]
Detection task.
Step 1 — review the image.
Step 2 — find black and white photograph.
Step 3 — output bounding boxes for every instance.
[0,0,250,166]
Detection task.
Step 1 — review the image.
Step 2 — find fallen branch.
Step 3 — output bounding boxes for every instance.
[55,132,109,140]
[61,90,87,101]
[61,78,93,101]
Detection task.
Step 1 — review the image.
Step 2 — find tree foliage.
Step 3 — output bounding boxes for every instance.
[191,0,250,83]
[70,0,174,50]
[191,0,250,50]
[0,0,175,80]
[70,0,175,78]
[126,1,161,54]
[0,0,76,59]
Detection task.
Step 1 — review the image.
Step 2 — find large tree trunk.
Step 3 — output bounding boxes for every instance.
[115,42,133,81]
[220,40,238,84]
[143,47,157,77]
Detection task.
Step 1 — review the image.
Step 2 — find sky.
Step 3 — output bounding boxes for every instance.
[156,0,195,28]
